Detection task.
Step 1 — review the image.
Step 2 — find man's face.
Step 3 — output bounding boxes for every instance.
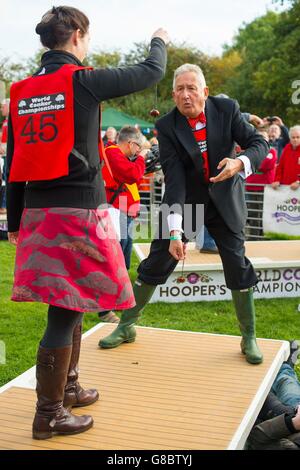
[290,130,300,149]
[268,124,281,140]
[172,72,209,118]
[106,128,117,141]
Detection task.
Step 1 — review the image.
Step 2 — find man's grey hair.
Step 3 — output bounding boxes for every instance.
[117,126,144,146]
[173,64,206,90]
[289,125,300,137]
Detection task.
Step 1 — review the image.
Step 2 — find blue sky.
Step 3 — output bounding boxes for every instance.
[1,0,286,60]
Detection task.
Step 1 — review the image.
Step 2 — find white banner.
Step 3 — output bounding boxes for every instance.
[263,185,300,236]
[150,267,300,303]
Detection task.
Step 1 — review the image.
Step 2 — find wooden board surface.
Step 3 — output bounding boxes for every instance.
[0,325,287,450]
[136,241,300,266]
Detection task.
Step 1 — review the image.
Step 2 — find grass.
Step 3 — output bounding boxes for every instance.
[0,240,299,387]
[265,232,300,240]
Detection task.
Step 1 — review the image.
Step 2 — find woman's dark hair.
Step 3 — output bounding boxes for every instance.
[35,6,89,49]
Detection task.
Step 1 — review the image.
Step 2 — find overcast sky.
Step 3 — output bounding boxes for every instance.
[1,0,286,61]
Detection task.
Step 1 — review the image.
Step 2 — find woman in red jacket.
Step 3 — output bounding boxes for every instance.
[272,126,300,190]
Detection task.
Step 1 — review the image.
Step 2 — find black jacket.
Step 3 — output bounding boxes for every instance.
[7,39,167,232]
[156,96,269,233]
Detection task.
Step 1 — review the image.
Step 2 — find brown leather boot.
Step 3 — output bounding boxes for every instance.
[32,344,93,440]
[63,323,99,408]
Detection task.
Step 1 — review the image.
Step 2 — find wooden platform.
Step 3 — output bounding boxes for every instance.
[0,324,289,450]
[135,240,300,271]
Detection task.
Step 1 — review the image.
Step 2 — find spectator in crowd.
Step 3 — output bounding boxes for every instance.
[6,4,168,440]
[0,98,9,214]
[245,130,277,236]
[103,126,117,147]
[272,125,300,191]
[246,131,277,190]
[99,126,146,322]
[264,116,289,160]
[196,225,219,254]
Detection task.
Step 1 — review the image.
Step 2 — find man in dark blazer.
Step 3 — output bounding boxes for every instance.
[100,64,269,364]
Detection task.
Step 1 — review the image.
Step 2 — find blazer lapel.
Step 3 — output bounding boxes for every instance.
[174,109,204,176]
[205,97,223,176]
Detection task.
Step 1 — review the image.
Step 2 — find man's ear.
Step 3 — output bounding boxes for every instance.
[172,90,176,103]
[204,87,209,99]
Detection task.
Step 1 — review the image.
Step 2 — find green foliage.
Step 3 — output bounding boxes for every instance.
[24,48,47,75]
[0,57,27,92]
[207,50,242,96]
[0,48,46,94]
[226,4,300,125]
[87,49,122,68]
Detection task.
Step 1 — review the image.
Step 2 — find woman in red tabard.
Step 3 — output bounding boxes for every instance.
[6,5,168,440]
[272,126,300,191]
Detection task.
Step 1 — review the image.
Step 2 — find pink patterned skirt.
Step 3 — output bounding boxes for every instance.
[12,208,135,313]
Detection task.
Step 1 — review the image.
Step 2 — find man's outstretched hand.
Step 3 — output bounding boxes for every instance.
[209,158,244,184]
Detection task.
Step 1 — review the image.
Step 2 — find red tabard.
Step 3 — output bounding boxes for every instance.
[9,64,90,182]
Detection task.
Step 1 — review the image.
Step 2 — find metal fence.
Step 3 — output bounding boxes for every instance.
[136,178,268,242]
[244,183,266,241]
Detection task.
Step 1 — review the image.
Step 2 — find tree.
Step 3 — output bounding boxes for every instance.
[207,51,242,96]
[105,42,212,121]
[224,11,280,115]
[224,3,300,125]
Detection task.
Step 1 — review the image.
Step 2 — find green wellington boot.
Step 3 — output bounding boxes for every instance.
[99,279,156,349]
[231,288,263,365]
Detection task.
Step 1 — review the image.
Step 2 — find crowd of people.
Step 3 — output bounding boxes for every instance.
[2,4,299,449]
[244,116,300,190]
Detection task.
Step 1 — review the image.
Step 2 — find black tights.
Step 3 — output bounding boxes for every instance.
[40,305,83,348]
